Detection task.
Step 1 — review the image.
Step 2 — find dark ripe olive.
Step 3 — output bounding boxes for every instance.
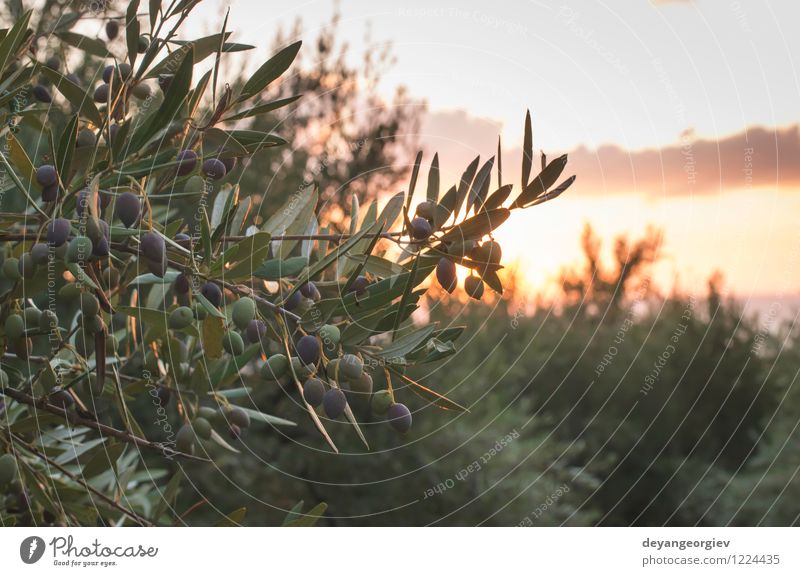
[410,216,432,240]
[157,74,173,92]
[80,292,100,317]
[201,158,226,180]
[245,319,267,343]
[49,390,74,410]
[350,372,373,396]
[464,275,485,300]
[436,257,457,293]
[92,235,109,257]
[117,63,132,79]
[46,218,71,247]
[31,243,50,265]
[470,241,502,266]
[261,353,289,381]
[371,390,393,415]
[231,296,256,330]
[99,189,112,208]
[76,128,96,148]
[75,190,97,218]
[387,403,412,433]
[228,424,241,440]
[93,83,109,103]
[139,231,165,264]
[296,335,320,366]
[226,406,250,429]
[132,82,151,99]
[339,353,363,381]
[176,149,198,176]
[18,253,37,279]
[102,65,115,84]
[201,281,223,307]
[174,272,190,294]
[45,56,60,70]
[303,378,326,407]
[116,191,141,228]
[415,200,435,220]
[65,72,80,85]
[145,255,167,278]
[175,232,191,242]
[33,85,52,103]
[106,123,120,145]
[349,275,369,295]
[299,281,320,301]
[322,388,347,419]
[155,386,171,407]
[137,35,149,53]
[102,267,120,289]
[105,20,119,40]
[222,331,245,356]
[41,184,59,202]
[221,156,237,173]
[283,290,302,311]
[168,306,194,330]
[36,164,57,187]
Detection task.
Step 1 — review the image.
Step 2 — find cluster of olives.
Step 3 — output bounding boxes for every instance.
[435,239,502,300]
[371,390,413,434]
[175,405,251,454]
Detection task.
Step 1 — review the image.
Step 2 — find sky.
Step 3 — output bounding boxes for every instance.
[180,0,800,301]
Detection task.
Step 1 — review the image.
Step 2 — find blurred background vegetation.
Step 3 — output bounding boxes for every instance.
[9,0,799,527]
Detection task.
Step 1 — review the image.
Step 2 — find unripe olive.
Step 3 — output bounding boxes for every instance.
[291,356,315,379]
[410,216,432,240]
[23,307,41,329]
[38,366,57,393]
[105,20,119,40]
[371,390,393,415]
[198,406,216,420]
[192,417,212,440]
[80,293,100,317]
[47,218,71,247]
[201,158,226,180]
[231,297,256,330]
[137,35,150,53]
[303,378,325,407]
[176,149,197,176]
[2,257,20,280]
[226,406,250,429]
[93,83,109,103]
[168,306,194,330]
[58,282,81,302]
[296,335,320,366]
[350,372,373,396]
[118,63,132,79]
[201,282,223,307]
[76,128,96,148]
[66,236,93,263]
[222,331,245,356]
[175,424,195,454]
[350,275,369,295]
[75,189,97,218]
[31,243,49,265]
[33,84,52,103]
[140,231,165,264]
[157,74,173,92]
[18,252,37,278]
[318,324,340,350]
[339,354,363,381]
[323,388,347,419]
[132,82,151,99]
[387,403,412,433]
[436,257,457,293]
[5,314,24,339]
[0,454,17,486]
[184,174,205,194]
[116,191,141,228]
[39,309,58,333]
[41,184,59,202]
[261,353,289,381]
[81,313,105,334]
[102,267,120,289]
[245,319,267,343]
[36,164,57,187]
[464,275,485,300]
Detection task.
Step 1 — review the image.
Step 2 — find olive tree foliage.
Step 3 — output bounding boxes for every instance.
[0,2,575,527]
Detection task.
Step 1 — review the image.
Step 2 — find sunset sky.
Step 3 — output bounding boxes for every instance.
[181,0,800,301]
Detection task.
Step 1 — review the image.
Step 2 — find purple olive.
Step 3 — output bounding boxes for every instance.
[36,164,57,187]
[46,218,71,247]
[116,191,141,228]
[387,403,412,433]
[176,149,198,176]
[201,158,226,180]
